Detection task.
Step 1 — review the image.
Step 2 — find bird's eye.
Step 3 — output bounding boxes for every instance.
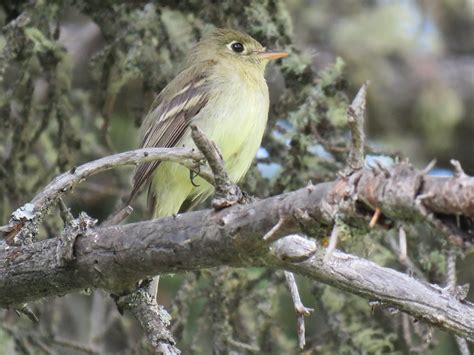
[230,42,245,53]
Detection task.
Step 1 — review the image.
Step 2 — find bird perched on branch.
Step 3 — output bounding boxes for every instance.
[130,28,287,218]
[128,28,287,299]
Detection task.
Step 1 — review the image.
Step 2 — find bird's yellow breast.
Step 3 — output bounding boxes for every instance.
[195,68,269,180]
[150,65,269,217]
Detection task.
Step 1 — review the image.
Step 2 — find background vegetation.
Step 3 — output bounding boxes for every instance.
[1,0,473,353]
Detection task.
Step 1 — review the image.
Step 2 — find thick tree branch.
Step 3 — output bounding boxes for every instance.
[1,163,473,341]
[1,227,473,341]
[344,162,474,244]
[423,162,474,220]
[269,238,474,342]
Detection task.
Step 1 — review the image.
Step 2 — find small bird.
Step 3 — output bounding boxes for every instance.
[131,28,288,218]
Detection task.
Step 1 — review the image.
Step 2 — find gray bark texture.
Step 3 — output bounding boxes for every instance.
[1,161,473,341]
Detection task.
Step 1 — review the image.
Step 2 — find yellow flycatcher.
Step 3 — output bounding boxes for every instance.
[131,28,288,218]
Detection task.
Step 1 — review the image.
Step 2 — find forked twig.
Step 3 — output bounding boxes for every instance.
[284,271,314,349]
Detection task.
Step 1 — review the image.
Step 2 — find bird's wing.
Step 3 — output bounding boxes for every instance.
[129,65,211,204]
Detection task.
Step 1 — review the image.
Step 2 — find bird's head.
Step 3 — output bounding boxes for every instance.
[189,28,288,73]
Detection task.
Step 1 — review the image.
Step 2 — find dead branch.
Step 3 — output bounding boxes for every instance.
[446,249,471,354]
[284,271,314,349]
[190,125,242,209]
[115,287,180,354]
[1,225,473,341]
[423,163,474,220]
[1,164,474,341]
[346,162,474,243]
[1,145,473,344]
[31,147,210,211]
[1,147,212,243]
[346,81,369,171]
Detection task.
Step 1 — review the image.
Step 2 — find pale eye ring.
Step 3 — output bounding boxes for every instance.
[229,41,245,53]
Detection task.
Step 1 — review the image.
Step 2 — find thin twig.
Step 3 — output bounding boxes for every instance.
[369,207,382,228]
[284,271,314,350]
[451,159,467,178]
[190,125,242,209]
[446,249,471,355]
[346,81,369,171]
[101,205,133,227]
[455,336,471,355]
[387,230,426,281]
[1,147,211,241]
[398,226,407,263]
[324,221,339,261]
[32,148,211,207]
[401,313,414,350]
[446,249,457,288]
[421,159,437,175]
[14,303,39,323]
[58,197,74,225]
[262,215,288,242]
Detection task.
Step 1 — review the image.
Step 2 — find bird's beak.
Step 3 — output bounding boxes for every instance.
[256,49,289,61]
